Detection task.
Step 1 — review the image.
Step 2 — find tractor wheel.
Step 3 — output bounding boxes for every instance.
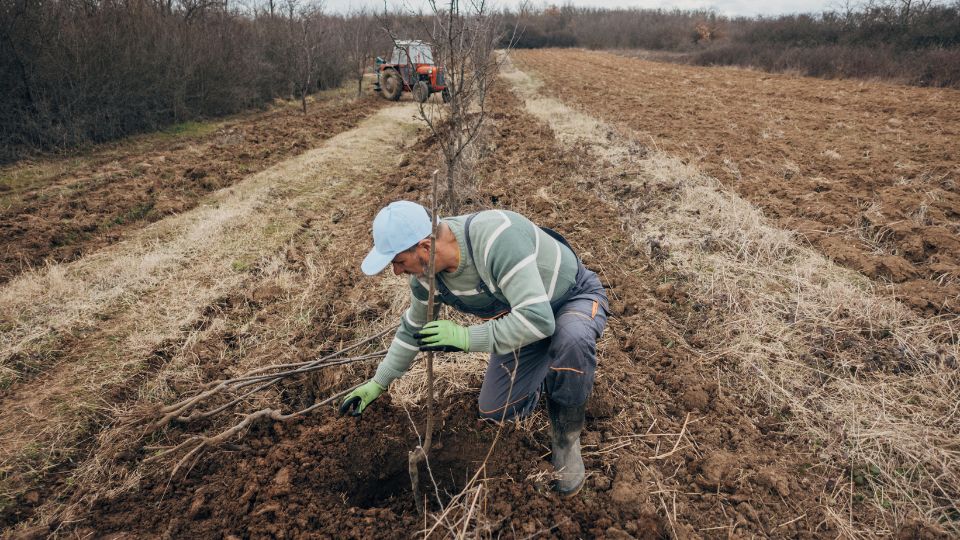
[380,69,402,101]
[441,88,451,103]
[413,81,430,103]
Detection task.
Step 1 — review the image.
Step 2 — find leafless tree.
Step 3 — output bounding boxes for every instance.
[346,8,382,97]
[282,0,323,113]
[383,0,512,211]
[377,0,516,515]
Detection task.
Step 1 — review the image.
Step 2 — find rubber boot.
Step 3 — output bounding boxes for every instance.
[547,397,586,497]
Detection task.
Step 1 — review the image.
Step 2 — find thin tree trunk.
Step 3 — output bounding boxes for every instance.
[409,170,441,515]
[446,159,456,211]
[3,34,37,114]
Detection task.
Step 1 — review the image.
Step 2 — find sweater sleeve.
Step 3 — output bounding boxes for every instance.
[466,212,557,354]
[372,277,436,388]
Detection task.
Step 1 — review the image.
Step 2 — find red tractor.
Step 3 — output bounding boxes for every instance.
[374,40,450,103]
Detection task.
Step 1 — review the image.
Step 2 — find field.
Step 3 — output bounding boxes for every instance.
[1,50,958,538]
[518,49,960,316]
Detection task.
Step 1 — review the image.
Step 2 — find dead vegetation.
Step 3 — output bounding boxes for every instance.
[639,153,959,535]
[144,329,391,478]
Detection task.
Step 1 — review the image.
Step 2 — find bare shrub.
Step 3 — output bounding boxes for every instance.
[695,43,960,87]
[382,0,507,211]
[342,8,390,97]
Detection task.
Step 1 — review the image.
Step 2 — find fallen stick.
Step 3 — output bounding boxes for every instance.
[243,326,395,376]
[174,353,385,422]
[141,329,394,468]
[157,327,393,414]
[223,350,387,386]
[151,332,393,429]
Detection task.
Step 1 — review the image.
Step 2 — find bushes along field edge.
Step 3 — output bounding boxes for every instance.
[2,1,959,164]
[501,2,960,88]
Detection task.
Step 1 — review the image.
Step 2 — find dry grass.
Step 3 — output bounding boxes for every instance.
[502,52,959,536]
[47,239,370,525]
[0,104,424,527]
[0,104,420,383]
[643,157,959,535]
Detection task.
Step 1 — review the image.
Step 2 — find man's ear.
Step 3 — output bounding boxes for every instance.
[417,238,432,252]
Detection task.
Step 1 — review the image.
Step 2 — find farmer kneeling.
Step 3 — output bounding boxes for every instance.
[340,201,608,497]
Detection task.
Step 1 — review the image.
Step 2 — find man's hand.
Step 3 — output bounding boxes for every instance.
[339,380,385,417]
[414,320,470,352]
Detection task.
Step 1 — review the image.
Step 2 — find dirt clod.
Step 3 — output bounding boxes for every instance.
[696,451,739,491]
[757,467,791,497]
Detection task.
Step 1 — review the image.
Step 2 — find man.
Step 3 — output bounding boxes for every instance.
[340,200,608,497]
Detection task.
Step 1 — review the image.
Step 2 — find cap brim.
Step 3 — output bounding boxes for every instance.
[361,248,394,276]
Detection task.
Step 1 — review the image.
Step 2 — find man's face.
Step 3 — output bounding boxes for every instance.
[391,242,429,277]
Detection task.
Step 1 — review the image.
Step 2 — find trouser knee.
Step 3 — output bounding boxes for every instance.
[545,319,599,408]
[477,389,540,422]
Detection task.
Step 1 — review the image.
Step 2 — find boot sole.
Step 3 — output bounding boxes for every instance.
[555,477,585,498]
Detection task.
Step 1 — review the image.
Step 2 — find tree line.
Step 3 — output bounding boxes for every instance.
[3,0,958,164]
[0,0,395,164]
[501,1,960,88]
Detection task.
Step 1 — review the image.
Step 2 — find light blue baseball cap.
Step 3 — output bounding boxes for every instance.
[361,201,432,275]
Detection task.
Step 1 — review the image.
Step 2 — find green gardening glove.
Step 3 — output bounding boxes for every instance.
[413,320,470,352]
[339,380,385,417]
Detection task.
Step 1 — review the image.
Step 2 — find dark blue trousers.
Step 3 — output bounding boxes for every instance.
[477,267,608,421]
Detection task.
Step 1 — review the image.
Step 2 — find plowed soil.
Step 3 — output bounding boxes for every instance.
[512,49,960,315]
[36,85,833,539]
[0,94,385,284]
[4,59,955,539]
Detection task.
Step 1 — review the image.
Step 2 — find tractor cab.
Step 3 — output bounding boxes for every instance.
[390,41,433,64]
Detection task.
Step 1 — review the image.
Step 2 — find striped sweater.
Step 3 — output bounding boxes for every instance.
[373,210,579,388]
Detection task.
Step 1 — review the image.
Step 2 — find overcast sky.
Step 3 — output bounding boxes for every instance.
[323,0,842,17]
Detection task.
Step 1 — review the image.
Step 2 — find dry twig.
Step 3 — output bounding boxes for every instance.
[146,384,360,475]
[650,412,691,460]
[151,327,393,429]
[421,354,520,538]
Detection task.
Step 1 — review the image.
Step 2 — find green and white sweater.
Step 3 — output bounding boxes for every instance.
[373,210,579,388]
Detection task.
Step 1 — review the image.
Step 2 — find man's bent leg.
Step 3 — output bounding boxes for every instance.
[545,296,608,497]
[544,297,607,406]
[477,338,551,422]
